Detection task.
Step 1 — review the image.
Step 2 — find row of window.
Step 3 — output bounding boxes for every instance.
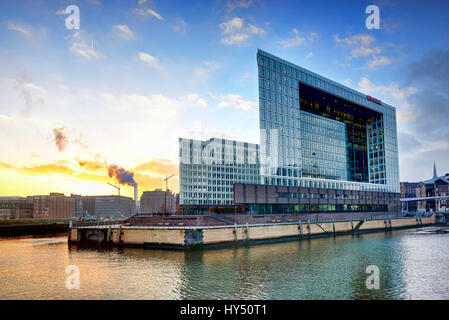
[277,192,395,201]
[262,177,391,192]
[248,203,388,213]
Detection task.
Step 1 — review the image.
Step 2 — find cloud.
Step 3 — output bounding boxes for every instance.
[53,127,69,152]
[356,76,417,126]
[335,33,395,69]
[14,75,46,116]
[132,8,164,20]
[5,157,179,194]
[78,159,106,172]
[367,56,393,70]
[406,50,449,94]
[276,29,318,49]
[306,52,313,59]
[335,34,381,57]
[103,91,208,119]
[112,24,134,40]
[194,60,222,80]
[133,172,170,192]
[138,0,148,5]
[358,77,417,101]
[226,0,255,12]
[6,22,31,37]
[68,31,104,60]
[398,131,423,154]
[172,19,188,34]
[20,163,75,176]
[0,162,14,169]
[134,159,178,176]
[185,94,207,108]
[240,72,251,82]
[218,94,256,111]
[381,50,449,180]
[219,17,266,45]
[138,52,159,68]
[276,28,305,48]
[55,9,66,16]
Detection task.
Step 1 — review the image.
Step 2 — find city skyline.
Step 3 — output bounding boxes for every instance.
[1,0,449,199]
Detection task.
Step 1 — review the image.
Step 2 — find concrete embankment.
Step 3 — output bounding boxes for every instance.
[68,214,436,249]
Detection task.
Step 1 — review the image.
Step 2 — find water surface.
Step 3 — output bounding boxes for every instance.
[1,227,448,299]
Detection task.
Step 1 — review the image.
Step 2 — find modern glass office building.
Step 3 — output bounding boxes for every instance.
[234,50,400,214]
[179,50,401,215]
[256,49,399,192]
[179,137,260,214]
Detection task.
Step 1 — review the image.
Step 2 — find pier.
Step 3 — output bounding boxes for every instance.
[68,213,436,249]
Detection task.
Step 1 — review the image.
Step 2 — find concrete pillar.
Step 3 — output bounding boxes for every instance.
[118,225,122,244]
[307,219,311,237]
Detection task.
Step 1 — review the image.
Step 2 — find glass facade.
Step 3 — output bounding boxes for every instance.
[257,49,399,193]
[179,138,260,207]
[249,203,388,214]
[300,111,348,181]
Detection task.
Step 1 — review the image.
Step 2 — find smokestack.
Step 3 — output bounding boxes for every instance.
[134,184,139,214]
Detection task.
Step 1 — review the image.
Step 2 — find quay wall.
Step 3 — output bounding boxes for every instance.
[68,215,436,249]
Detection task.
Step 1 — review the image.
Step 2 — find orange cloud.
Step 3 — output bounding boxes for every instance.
[134,172,179,193]
[134,158,178,176]
[20,163,75,176]
[78,159,106,172]
[1,157,180,197]
[74,171,108,183]
[0,162,14,169]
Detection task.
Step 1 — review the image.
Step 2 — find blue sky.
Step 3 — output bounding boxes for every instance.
[1,0,449,197]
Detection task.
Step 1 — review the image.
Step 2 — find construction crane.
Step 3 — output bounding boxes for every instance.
[107,182,120,196]
[164,174,175,215]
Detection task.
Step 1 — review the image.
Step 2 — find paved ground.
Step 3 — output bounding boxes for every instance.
[124,212,399,227]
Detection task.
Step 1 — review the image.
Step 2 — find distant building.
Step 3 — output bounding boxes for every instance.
[72,195,136,217]
[416,163,449,211]
[0,197,33,220]
[435,175,449,211]
[140,189,176,214]
[400,182,418,212]
[401,163,449,212]
[32,193,76,219]
[175,193,181,214]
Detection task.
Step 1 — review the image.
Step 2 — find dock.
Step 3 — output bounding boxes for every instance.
[68,213,436,249]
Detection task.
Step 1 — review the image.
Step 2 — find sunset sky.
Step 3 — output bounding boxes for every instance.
[1,0,449,199]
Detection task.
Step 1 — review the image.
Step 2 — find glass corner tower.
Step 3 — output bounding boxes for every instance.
[257,49,399,193]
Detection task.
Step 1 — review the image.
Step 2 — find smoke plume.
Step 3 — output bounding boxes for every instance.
[108,164,136,186]
[53,127,68,152]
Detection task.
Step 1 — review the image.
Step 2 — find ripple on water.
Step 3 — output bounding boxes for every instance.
[1,227,449,299]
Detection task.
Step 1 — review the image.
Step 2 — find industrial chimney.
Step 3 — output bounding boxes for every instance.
[134,184,139,214]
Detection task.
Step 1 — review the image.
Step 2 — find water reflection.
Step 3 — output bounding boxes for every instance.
[1,227,449,300]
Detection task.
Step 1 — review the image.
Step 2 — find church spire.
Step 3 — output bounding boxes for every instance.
[433,161,438,179]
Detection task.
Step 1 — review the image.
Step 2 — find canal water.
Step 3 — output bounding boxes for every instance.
[1,226,449,300]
